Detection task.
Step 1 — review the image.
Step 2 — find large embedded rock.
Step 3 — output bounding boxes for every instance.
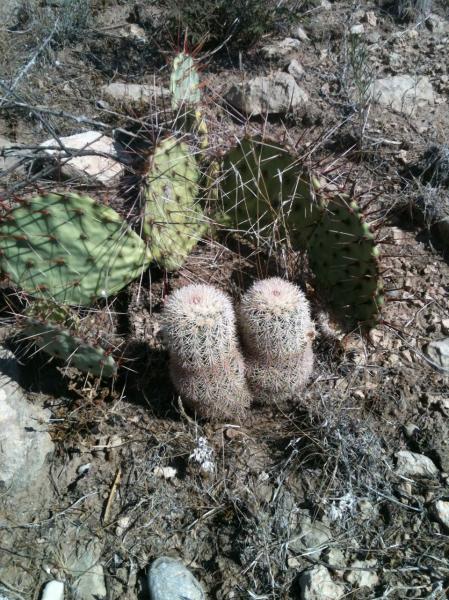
[0,347,54,495]
[225,72,308,116]
[395,450,439,478]
[369,75,435,116]
[39,131,122,185]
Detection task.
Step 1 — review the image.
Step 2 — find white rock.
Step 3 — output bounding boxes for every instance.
[441,320,449,335]
[299,566,344,600]
[40,131,122,186]
[433,500,449,530]
[425,14,448,33]
[288,59,305,81]
[153,466,177,479]
[345,559,379,589]
[350,24,365,35]
[41,581,64,600]
[0,347,54,495]
[117,23,147,42]
[368,75,435,116]
[101,82,169,105]
[396,450,439,478]
[225,72,308,116]
[292,25,309,42]
[148,557,205,600]
[261,38,301,60]
[425,338,449,371]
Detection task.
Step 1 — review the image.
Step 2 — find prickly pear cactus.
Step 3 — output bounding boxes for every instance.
[20,301,117,378]
[220,137,320,249]
[0,193,152,305]
[308,194,384,327]
[143,137,207,270]
[170,52,201,110]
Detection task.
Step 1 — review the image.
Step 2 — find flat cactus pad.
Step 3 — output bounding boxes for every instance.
[220,137,321,248]
[308,195,384,327]
[143,137,206,270]
[0,193,152,305]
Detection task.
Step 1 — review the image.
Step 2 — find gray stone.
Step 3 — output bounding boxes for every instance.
[298,566,344,600]
[148,557,205,600]
[425,14,448,33]
[433,500,449,530]
[101,82,169,106]
[291,26,309,42]
[368,75,435,116]
[288,59,305,82]
[396,450,439,478]
[39,131,122,186]
[65,540,106,600]
[425,338,449,371]
[0,347,54,495]
[324,548,346,572]
[345,559,379,589]
[261,38,301,60]
[0,136,16,174]
[41,581,64,600]
[225,72,308,116]
[290,514,331,557]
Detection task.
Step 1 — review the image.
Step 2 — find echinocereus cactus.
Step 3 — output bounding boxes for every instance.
[0,193,152,306]
[237,277,315,404]
[162,283,251,421]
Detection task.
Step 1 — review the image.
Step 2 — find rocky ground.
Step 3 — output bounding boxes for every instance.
[1,0,449,599]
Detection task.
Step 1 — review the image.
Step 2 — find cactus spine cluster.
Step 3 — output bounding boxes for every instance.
[162,284,251,421]
[237,278,315,404]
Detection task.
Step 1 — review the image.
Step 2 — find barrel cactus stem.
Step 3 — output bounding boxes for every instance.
[162,284,251,421]
[238,277,315,405]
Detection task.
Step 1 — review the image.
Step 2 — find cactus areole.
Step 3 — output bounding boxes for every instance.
[0,193,152,305]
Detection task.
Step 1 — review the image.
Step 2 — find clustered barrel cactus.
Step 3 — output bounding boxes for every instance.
[162,278,315,420]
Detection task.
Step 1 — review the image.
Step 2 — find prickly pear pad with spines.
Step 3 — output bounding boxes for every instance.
[308,194,384,327]
[170,52,201,110]
[143,138,206,271]
[20,301,117,378]
[219,137,320,249]
[0,193,152,305]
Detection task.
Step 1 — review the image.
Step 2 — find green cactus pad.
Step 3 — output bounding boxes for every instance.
[170,52,201,110]
[143,137,206,270]
[20,301,117,377]
[308,195,384,327]
[220,137,320,248]
[0,193,152,305]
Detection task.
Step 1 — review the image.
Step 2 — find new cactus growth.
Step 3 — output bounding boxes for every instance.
[143,137,207,270]
[0,193,152,305]
[308,194,384,327]
[162,283,251,421]
[220,137,320,248]
[238,278,315,404]
[170,52,208,148]
[20,300,117,377]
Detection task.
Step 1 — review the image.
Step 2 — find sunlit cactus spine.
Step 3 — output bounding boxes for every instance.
[162,284,251,421]
[237,277,315,404]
